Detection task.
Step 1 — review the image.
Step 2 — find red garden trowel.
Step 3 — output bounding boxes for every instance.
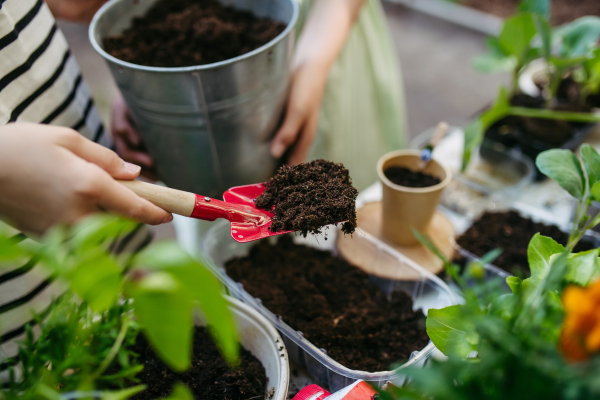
[118,180,291,243]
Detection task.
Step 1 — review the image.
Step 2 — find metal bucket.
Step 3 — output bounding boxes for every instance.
[89,0,298,196]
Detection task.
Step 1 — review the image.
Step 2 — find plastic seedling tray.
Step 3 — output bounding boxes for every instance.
[202,221,457,392]
[453,202,600,284]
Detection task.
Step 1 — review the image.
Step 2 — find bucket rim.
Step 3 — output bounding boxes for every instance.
[89,0,300,73]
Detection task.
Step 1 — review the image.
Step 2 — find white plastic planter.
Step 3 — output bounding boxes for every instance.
[219,295,290,400]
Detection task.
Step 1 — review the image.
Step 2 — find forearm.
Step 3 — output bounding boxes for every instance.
[293,0,367,71]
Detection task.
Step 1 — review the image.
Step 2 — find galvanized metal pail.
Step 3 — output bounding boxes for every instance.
[89,0,298,197]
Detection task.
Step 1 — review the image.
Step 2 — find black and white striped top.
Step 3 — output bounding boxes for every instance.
[0,0,148,382]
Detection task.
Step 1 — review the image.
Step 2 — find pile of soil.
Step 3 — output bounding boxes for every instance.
[455,210,597,277]
[460,0,600,25]
[255,160,358,236]
[124,327,267,400]
[225,236,429,372]
[103,0,286,68]
[384,166,441,188]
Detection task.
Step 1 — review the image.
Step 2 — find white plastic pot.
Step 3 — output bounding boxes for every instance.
[210,295,290,400]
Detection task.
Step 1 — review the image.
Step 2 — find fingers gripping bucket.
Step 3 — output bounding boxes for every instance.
[89,0,299,197]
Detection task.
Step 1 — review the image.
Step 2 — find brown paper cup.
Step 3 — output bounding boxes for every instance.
[377,150,452,245]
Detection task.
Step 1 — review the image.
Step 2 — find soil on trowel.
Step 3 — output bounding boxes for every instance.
[460,0,600,25]
[384,166,441,188]
[124,327,267,400]
[455,210,597,277]
[225,236,430,372]
[255,160,358,236]
[103,0,286,67]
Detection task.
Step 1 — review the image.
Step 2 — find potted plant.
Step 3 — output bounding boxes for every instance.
[0,216,289,399]
[463,0,600,177]
[385,146,600,399]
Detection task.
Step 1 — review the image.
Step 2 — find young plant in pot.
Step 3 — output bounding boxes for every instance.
[0,216,288,400]
[465,0,600,178]
[378,146,600,400]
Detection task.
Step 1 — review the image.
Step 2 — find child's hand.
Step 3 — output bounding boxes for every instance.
[111,93,158,181]
[0,123,172,235]
[45,0,108,23]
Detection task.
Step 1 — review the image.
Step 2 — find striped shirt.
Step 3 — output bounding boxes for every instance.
[0,0,149,382]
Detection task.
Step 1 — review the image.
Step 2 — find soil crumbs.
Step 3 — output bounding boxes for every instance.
[384,166,441,188]
[460,0,600,25]
[255,160,358,236]
[125,327,267,400]
[456,210,597,277]
[225,236,430,372]
[103,0,286,68]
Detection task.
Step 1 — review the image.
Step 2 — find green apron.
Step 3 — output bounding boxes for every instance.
[298,0,408,190]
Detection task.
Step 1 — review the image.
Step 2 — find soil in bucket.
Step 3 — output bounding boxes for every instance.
[103,0,286,68]
[255,160,358,236]
[455,210,597,277]
[383,166,441,188]
[225,235,430,372]
[117,327,267,400]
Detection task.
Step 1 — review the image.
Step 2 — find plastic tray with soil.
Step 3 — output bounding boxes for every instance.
[103,0,287,68]
[481,82,597,180]
[454,210,600,279]
[109,327,268,400]
[202,222,456,391]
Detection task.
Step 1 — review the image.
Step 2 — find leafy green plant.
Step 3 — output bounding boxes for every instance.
[0,215,237,399]
[463,0,600,169]
[394,147,600,400]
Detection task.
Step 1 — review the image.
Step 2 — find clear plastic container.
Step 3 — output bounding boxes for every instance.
[201,222,457,392]
[410,126,535,219]
[453,202,600,283]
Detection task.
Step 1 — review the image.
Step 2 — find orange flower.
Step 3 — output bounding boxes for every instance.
[560,279,600,361]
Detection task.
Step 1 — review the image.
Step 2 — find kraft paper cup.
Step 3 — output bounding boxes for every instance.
[377,150,452,245]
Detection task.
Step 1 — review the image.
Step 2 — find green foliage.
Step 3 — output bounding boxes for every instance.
[463,0,600,170]
[0,215,238,398]
[426,305,479,358]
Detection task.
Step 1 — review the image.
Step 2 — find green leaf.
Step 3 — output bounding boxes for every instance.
[426,305,478,357]
[136,242,239,364]
[472,37,516,73]
[506,276,522,294]
[481,87,511,129]
[101,386,147,400]
[555,16,600,58]
[462,119,484,171]
[518,0,550,19]
[163,384,194,400]
[536,149,585,199]
[412,229,449,264]
[499,14,537,61]
[129,272,194,371]
[581,144,600,189]
[565,248,600,286]
[67,252,122,312]
[592,181,600,203]
[527,234,565,283]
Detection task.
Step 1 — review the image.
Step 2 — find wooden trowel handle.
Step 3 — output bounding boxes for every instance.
[117,180,196,217]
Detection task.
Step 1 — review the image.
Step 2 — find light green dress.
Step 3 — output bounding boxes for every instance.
[298,0,409,191]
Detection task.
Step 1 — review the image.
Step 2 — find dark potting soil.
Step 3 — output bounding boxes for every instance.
[255,160,358,236]
[103,0,286,68]
[225,236,430,372]
[384,166,441,188]
[123,327,267,400]
[455,210,597,277]
[460,0,600,25]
